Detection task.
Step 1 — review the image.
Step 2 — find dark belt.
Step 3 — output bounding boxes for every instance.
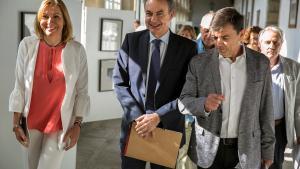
[220,138,238,146]
[275,118,284,126]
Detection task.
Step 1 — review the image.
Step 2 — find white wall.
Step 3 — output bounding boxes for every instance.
[0,0,81,168]
[82,7,135,122]
[191,0,233,27]
[278,0,300,60]
[234,0,300,61]
[234,0,267,28]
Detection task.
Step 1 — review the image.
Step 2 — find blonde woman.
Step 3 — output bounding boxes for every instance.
[178,25,197,40]
[9,0,89,169]
[242,26,262,51]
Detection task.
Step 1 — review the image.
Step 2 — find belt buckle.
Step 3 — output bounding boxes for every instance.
[222,138,230,145]
[222,138,235,145]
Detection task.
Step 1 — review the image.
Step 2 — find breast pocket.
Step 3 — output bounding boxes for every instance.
[287,75,295,82]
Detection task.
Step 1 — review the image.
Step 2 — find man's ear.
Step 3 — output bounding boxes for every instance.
[239,29,245,39]
[170,10,176,18]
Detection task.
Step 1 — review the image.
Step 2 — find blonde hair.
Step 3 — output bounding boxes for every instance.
[242,26,262,44]
[34,0,73,43]
[177,25,197,40]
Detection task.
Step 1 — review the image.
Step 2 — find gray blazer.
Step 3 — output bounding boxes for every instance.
[180,48,275,169]
[280,56,300,148]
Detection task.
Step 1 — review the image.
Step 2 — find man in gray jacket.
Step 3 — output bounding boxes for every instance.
[179,7,275,169]
[259,25,300,169]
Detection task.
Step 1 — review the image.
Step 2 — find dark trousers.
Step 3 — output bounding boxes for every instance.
[269,120,287,169]
[121,155,165,169]
[197,140,239,169]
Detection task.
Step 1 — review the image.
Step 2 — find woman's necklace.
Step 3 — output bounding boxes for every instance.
[44,38,62,47]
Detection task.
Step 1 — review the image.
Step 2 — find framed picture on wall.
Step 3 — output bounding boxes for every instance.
[289,0,299,28]
[99,18,123,51]
[99,59,116,92]
[20,12,36,41]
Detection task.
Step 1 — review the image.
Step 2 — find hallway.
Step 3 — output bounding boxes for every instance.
[77,119,294,169]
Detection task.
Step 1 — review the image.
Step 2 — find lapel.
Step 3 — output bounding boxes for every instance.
[138,31,150,87]
[239,48,257,123]
[210,49,222,94]
[280,56,287,91]
[279,55,293,83]
[245,48,257,83]
[159,31,176,85]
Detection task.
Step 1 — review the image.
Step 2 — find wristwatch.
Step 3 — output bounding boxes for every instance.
[73,120,82,128]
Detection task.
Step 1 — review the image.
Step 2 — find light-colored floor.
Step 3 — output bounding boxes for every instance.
[76,119,294,169]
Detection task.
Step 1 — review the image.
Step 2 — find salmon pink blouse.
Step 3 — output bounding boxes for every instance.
[27,41,66,133]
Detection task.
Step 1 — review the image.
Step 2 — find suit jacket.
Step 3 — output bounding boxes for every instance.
[113,30,197,152]
[280,56,300,148]
[180,47,275,169]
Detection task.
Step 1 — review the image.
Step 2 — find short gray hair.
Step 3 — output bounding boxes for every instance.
[143,0,175,12]
[259,25,283,43]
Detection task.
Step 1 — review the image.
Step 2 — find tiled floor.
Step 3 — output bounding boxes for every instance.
[76,119,294,169]
[76,119,121,169]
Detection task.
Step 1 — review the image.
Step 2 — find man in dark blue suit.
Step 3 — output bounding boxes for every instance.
[113,0,197,168]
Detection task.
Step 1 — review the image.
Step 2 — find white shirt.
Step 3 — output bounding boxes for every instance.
[271,62,285,120]
[219,47,247,138]
[9,36,90,137]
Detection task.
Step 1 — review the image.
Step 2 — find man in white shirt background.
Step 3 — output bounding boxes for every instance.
[259,25,300,169]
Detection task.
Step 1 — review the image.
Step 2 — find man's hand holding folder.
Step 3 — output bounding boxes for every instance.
[135,113,160,138]
[124,121,182,168]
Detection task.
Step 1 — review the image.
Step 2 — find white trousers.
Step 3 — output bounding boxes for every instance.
[22,130,65,169]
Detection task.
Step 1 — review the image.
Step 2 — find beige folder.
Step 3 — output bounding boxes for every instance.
[124,123,182,168]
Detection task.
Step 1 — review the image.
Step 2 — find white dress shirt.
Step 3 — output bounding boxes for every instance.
[271,62,285,120]
[219,47,247,138]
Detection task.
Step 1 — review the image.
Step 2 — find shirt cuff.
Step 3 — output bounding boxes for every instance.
[204,107,211,117]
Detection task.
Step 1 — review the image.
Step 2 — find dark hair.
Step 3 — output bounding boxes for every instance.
[134,20,140,25]
[211,7,244,33]
[242,26,262,44]
[143,0,175,12]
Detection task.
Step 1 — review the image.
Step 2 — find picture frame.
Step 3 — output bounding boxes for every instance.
[20,12,36,41]
[289,0,299,28]
[99,18,123,51]
[99,59,116,92]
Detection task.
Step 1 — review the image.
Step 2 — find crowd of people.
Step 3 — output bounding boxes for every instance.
[9,0,300,169]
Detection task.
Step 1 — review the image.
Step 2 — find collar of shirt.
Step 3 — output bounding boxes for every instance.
[149,30,170,45]
[218,45,246,63]
[271,60,282,73]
